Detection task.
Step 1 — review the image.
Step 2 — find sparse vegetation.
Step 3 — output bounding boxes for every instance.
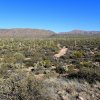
[0,36,100,100]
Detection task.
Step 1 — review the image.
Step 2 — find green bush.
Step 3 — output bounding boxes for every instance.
[73,51,84,58]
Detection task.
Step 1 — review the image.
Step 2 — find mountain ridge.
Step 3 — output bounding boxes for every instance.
[58,29,100,35]
[0,28,56,38]
[0,28,100,38]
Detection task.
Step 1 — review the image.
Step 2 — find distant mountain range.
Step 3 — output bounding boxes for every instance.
[59,29,100,35]
[0,28,100,38]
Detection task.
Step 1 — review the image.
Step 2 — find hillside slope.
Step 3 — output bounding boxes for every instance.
[0,28,55,38]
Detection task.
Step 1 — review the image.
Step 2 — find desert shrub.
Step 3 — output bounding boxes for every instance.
[0,63,14,78]
[3,56,16,63]
[67,65,77,74]
[71,59,80,65]
[24,60,34,67]
[14,52,25,63]
[0,63,8,77]
[94,52,100,62]
[98,45,100,50]
[0,73,58,100]
[80,61,93,68]
[73,51,84,58]
[67,63,100,83]
[56,65,69,74]
[41,60,53,68]
[24,50,34,57]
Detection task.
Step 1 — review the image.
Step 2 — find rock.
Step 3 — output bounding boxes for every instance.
[24,57,31,61]
[54,46,68,59]
[79,96,84,100]
[44,69,51,74]
[0,58,4,61]
[50,65,56,70]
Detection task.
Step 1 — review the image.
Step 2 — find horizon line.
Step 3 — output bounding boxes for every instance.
[0,27,100,33]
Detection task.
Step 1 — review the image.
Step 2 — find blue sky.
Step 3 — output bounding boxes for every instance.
[0,0,100,32]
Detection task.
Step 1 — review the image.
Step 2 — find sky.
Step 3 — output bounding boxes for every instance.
[0,0,100,32]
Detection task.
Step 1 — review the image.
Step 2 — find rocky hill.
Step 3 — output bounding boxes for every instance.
[0,28,55,38]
